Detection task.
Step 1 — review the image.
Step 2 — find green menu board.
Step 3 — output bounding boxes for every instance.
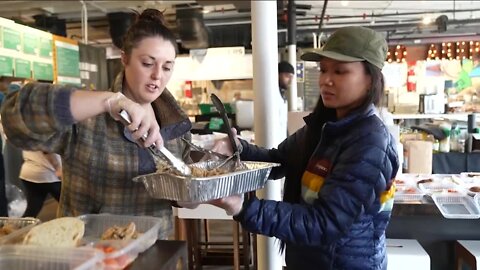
[33,62,53,81]
[3,27,21,51]
[55,42,80,78]
[0,56,13,76]
[39,37,52,58]
[14,58,31,78]
[23,32,38,55]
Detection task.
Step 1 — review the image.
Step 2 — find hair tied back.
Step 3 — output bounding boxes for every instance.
[138,8,167,26]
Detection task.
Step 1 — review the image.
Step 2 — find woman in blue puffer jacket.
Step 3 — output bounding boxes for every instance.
[210,26,399,270]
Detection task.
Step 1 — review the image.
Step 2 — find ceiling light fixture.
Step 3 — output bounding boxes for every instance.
[341,1,349,7]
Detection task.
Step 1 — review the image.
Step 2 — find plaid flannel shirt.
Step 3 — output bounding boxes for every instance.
[1,72,192,239]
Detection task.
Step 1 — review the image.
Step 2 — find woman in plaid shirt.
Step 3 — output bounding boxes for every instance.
[1,9,191,239]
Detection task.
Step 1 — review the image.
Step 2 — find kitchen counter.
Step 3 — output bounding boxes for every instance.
[389,199,480,270]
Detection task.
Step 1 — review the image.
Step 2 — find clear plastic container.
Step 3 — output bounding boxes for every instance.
[395,185,425,202]
[77,214,162,270]
[418,182,464,195]
[432,194,480,219]
[0,217,40,244]
[0,245,103,270]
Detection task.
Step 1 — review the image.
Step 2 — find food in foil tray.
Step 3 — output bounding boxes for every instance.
[157,160,245,177]
[0,223,20,237]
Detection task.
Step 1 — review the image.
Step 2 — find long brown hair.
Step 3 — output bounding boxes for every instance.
[122,9,178,57]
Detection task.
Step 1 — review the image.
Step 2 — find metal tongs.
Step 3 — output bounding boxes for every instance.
[210,93,246,172]
[119,110,191,176]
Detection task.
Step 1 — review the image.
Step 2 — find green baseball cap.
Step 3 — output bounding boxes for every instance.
[301,26,388,69]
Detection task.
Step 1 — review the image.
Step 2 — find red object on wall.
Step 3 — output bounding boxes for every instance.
[406,62,417,92]
[184,81,192,98]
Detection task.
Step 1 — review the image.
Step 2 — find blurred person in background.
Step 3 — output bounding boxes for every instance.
[278,61,295,136]
[278,61,295,101]
[20,151,62,217]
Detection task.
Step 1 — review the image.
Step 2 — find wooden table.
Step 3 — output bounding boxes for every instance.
[127,240,188,270]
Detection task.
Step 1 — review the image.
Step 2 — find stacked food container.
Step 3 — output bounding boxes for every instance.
[395,173,480,219]
[0,214,163,270]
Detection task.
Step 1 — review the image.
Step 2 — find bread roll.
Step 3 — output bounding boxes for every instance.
[23,217,84,247]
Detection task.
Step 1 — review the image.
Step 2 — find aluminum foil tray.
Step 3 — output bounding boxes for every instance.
[133,161,280,202]
[0,217,40,245]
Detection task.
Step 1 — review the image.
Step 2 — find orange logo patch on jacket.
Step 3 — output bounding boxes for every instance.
[301,159,331,204]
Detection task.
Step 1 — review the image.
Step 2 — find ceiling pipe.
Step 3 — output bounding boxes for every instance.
[297,17,480,33]
[86,1,108,13]
[80,0,88,43]
[296,8,480,21]
[316,0,328,35]
[387,33,480,45]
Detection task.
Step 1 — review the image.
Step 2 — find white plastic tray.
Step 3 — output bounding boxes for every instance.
[395,186,425,202]
[432,194,480,219]
[456,174,480,186]
[418,182,464,195]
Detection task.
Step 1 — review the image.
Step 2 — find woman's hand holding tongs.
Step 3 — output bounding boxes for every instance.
[106,92,163,149]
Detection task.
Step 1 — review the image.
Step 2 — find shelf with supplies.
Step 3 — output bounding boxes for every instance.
[393,113,480,122]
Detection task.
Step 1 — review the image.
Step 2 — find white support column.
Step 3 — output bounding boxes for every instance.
[288,44,297,111]
[251,1,284,270]
[80,0,88,43]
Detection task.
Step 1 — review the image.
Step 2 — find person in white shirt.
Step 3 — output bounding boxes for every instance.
[20,151,62,217]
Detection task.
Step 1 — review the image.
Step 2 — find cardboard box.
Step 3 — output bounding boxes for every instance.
[403,140,433,174]
[387,239,430,270]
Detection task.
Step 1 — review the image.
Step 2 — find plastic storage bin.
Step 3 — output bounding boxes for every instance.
[77,214,162,270]
[0,245,103,270]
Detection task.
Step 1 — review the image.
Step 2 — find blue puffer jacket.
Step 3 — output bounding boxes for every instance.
[235,104,399,270]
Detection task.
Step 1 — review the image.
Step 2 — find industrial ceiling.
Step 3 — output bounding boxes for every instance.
[0,1,479,48]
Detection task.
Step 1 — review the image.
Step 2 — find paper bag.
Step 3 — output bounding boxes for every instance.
[404,140,433,174]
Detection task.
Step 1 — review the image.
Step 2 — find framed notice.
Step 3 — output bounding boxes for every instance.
[55,40,80,78]
[33,62,53,81]
[39,36,53,58]
[23,32,38,55]
[14,58,31,78]
[0,56,13,76]
[3,27,21,51]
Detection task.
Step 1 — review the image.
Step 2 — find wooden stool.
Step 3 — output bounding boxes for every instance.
[175,205,255,270]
